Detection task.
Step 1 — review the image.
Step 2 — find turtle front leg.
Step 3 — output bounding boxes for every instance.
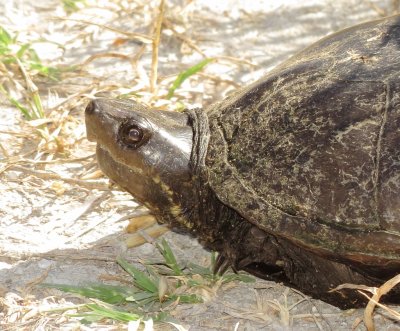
[213,222,285,281]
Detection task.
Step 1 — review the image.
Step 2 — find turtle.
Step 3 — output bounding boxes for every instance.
[85,14,400,308]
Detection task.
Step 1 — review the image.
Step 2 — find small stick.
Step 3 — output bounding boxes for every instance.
[53,17,153,43]
[150,0,165,93]
[6,165,110,190]
[126,214,158,233]
[125,224,169,247]
[163,18,206,57]
[363,274,400,331]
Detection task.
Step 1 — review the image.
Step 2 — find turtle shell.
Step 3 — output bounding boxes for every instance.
[205,15,400,271]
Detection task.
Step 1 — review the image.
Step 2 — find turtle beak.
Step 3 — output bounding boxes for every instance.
[85,99,101,142]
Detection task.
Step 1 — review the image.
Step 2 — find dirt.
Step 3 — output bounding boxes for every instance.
[1,0,400,330]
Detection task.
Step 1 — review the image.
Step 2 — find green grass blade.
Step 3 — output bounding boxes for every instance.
[125,291,158,303]
[0,45,10,55]
[210,251,217,268]
[84,303,140,322]
[167,58,214,99]
[187,262,213,276]
[76,314,104,324]
[0,84,32,120]
[62,0,86,13]
[42,283,137,304]
[29,62,61,81]
[156,238,184,276]
[170,294,202,304]
[117,257,159,293]
[0,26,12,46]
[10,98,32,119]
[26,47,41,63]
[16,43,31,59]
[29,89,45,118]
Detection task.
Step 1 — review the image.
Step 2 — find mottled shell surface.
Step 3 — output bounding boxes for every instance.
[205,15,400,266]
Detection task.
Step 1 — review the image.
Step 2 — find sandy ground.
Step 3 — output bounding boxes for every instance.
[1,0,400,330]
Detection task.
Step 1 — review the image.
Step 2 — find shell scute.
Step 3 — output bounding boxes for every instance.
[206,16,400,263]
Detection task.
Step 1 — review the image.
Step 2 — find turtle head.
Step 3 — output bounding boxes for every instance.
[85,98,197,229]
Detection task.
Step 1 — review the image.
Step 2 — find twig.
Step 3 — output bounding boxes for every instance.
[22,267,52,297]
[5,165,110,190]
[0,142,10,157]
[358,291,400,320]
[1,250,121,263]
[198,72,242,88]
[54,192,109,231]
[0,154,95,165]
[291,288,333,331]
[81,52,132,67]
[363,274,400,331]
[125,223,169,247]
[53,17,153,43]
[150,0,165,93]
[215,55,257,67]
[47,87,95,111]
[163,18,206,57]
[366,1,387,16]
[63,209,114,244]
[114,209,151,223]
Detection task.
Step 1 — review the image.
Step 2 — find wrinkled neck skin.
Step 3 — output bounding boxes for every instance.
[184,109,253,253]
[185,109,281,277]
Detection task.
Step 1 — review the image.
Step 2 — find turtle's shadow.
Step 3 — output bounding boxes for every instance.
[0,229,209,297]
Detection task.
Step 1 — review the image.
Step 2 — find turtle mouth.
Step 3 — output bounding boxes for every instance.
[85,101,97,142]
[85,99,108,143]
[96,145,144,178]
[95,146,178,213]
[95,145,155,210]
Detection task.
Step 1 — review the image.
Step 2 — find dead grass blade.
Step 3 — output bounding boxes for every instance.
[5,165,110,190]
[163,18,206,57]
[15,57,44,119]
[54,17,153,44]
[81,52,132,68]
[150,0,165,93]
[331,274,400,331]
[363,274,400,331]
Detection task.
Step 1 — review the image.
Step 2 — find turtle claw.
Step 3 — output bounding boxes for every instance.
[214,251,256,275]
[237,256,253,270]
[213,254,231,275]
[125,214,168,247]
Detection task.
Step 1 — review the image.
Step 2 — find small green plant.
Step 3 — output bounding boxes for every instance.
[167,58,214,99]
[62,0,87,13]
[0,26,60,81]
[42,239,254,326]
[0,67,45,121]
[0,25,63,121]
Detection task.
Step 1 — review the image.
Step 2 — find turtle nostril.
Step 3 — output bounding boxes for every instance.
[85,100,97,115]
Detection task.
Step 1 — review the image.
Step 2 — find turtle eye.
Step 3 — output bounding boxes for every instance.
[120,123,149,148]
[127,126,143,143]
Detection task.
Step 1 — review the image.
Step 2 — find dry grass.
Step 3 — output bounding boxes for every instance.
[332,274,400,330]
